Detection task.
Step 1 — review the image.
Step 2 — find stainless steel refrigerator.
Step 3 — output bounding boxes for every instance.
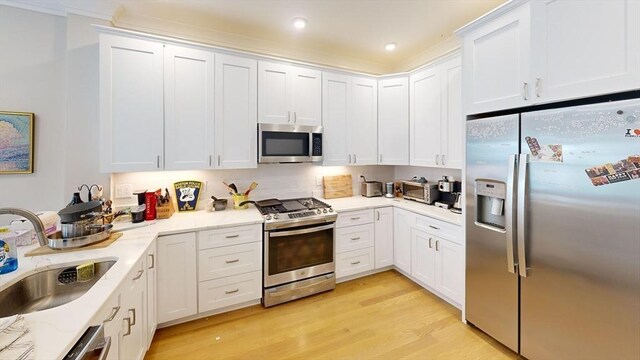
[465,98,640,359]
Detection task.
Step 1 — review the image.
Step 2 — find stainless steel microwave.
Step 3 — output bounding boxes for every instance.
[258,124,323,164]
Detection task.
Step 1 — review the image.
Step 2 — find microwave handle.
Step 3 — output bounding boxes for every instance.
[269,223,334,238]
[309,132,313,158]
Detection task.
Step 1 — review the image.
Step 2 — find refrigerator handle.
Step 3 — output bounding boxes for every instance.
[505,154,518,274]
[517,153,529,277]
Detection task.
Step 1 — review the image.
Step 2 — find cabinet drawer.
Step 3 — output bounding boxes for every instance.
[198,270,262,313]
[336,223,374,253]
[336,209,374,228]
[198,242,261,281]
[414,216,461,244]
[336,247,374,278]
[198,224,261,250]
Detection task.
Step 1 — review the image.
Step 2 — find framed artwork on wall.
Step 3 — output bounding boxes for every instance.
[0,111,34,174]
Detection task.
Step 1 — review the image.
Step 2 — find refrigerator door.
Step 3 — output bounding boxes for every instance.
[465,114,520,352]
[520,99,640,359]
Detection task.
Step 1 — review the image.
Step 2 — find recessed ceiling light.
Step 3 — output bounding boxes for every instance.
[293,18,307,29]
[385,42,397,51]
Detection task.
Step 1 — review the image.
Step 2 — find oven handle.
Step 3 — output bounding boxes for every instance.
[268,223,334,238]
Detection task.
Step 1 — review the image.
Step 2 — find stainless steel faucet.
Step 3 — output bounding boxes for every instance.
[0,208,47,247]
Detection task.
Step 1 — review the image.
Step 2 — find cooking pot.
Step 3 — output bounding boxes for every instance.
[58,201,103,223]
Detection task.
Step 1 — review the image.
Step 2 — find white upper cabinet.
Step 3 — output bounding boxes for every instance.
[410,54,462,169]
[529,0,640,103]
[214,54,257,169]
[378,77,409,165]
[322,72,350,166]
[258,61,321,126]
[164,45,215,170]
[99,34,164,173]
[459,0,639,114]
[350,77,378,165]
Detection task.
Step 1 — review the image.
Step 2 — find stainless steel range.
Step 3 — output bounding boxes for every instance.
[256,197,337,307]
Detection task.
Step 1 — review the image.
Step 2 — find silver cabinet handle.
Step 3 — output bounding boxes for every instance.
[436,154,440,165]
[225,259,240,263]
[287,111,291,122]
[353,154,357,164]
[435,240,439,252]
[123,317,132,336]
[348,154,351,164]
[379,154,382,163]
[428,225,439,230]
[376,211,380,221]
[129,308,136,326]
[225,234,239,239]
[293,112,297,123]
[428,237,432,249]
[350,217,360,220]
[351,261,361,265]
[225,288,239,294]
[535,78,541,98]
[350,237,361,241]
[209,155,212,167]
[522,82,528,100]
[96,336,111,360]
[132,269,144,280]
[156,155,160,168]
[517,154,529,277]
[218,155,221,167]
[442,154,446,166]
[148,254,155,269]
[506,154,518,274]
[104,306,120,323]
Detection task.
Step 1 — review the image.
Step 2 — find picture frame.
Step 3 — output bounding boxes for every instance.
[0,111,34,174]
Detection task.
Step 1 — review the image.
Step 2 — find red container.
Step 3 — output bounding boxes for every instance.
[145,192,157,220]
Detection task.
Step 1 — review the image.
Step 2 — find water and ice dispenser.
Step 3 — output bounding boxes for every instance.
[475,180,506,230]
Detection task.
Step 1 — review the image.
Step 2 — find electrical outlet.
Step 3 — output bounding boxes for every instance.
[316,176,323,186]
[114,184,132,199]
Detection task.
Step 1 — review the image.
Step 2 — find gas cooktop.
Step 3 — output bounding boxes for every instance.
[255,197,336,229]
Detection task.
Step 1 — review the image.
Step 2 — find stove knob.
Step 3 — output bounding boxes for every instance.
[328,208,333,212]
[316,209,322,214]
[323,209,328,213]
[273,214,279,220]
[265,215,272,220]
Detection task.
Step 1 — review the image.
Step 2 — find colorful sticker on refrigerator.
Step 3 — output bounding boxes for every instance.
[585,155,640,186]
[526,137,563,163]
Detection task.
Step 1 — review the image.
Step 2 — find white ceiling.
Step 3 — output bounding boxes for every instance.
[2,0,506,73]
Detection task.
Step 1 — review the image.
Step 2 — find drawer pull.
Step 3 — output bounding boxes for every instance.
[428,238,432,249]
[104,306,120,323]
[350,261,361,265]
[435,240,440,252]
[123,317,132,336]
[350,237,361,241]
[225,288,240,294]
[350,217,361,220]
[225,259,240,264]
[428,225,440,230]
[132,270,144,280]
[129,308,136,326]
[148,253,155,269]
[225,234,240,239]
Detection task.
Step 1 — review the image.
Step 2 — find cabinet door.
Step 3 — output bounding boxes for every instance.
[99,34,164,172]
[93,292,121,360]
[374,207,394,269]
[164,45,215,170]
[120,259,146,360]
[322,72,350,166]
[157,233,197,324]
[291,67,322,126]
[410,66,441,167]
[258,61,291,124]
[393,208,414,273]
[146,243,157,350]
[530,0,640,103]
[441,56,463,169]
[350,77,378,165]
[462,2,531,114]
[435,237,464,305]
[411,229,436,288]
[215,54,257,169]
[378,77,409,165]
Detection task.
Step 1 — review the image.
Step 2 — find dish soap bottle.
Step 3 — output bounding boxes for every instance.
[0,229,18,274]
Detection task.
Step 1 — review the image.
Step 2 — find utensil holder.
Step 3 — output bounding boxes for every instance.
[233,194,249,209]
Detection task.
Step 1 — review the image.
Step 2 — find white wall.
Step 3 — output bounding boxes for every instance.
[111,165,395,210]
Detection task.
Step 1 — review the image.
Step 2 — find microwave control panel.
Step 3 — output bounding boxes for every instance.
[312,133,322,156]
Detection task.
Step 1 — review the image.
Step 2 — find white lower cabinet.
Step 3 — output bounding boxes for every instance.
[435,237,464,303]
[411,228,437,286]
[335,210,376,280]
[393,208,415,274]
[120,257,147,360]
[336,248,374,278]
[374,207,394,268]
[199,271,262,312]
[91,292,121,360]
[157,232,198,324]
[145,242,157,349]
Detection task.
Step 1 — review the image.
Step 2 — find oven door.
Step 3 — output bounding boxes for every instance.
[264,223,335,287]
[258,124,323,163]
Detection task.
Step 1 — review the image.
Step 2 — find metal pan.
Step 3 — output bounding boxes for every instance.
[58,201,103,223]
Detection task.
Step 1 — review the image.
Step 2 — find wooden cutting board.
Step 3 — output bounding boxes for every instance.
[24,232,123,257]
[323,175,353,199]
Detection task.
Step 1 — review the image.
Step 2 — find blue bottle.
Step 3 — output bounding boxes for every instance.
[0,232,18,274]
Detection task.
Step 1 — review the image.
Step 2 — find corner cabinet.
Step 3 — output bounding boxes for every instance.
[410,54,462,169]
[459,0,640,115]
[322,73,378,166]
[374,207,394,268]
[378,77,409,165]
[99,34,164,172]
[258,61,321,126]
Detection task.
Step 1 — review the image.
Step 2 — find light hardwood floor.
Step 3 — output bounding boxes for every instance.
[146,270,518,359]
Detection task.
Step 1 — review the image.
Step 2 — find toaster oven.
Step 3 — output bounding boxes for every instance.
[402,181,439,204]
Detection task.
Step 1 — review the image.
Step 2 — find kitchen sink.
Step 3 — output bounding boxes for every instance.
[0,260,117,317]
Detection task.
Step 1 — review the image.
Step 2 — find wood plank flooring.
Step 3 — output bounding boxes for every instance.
[146,270,518,359]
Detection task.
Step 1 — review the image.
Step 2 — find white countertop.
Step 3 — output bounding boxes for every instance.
[0,197,459,359]
[0,207,263,360]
